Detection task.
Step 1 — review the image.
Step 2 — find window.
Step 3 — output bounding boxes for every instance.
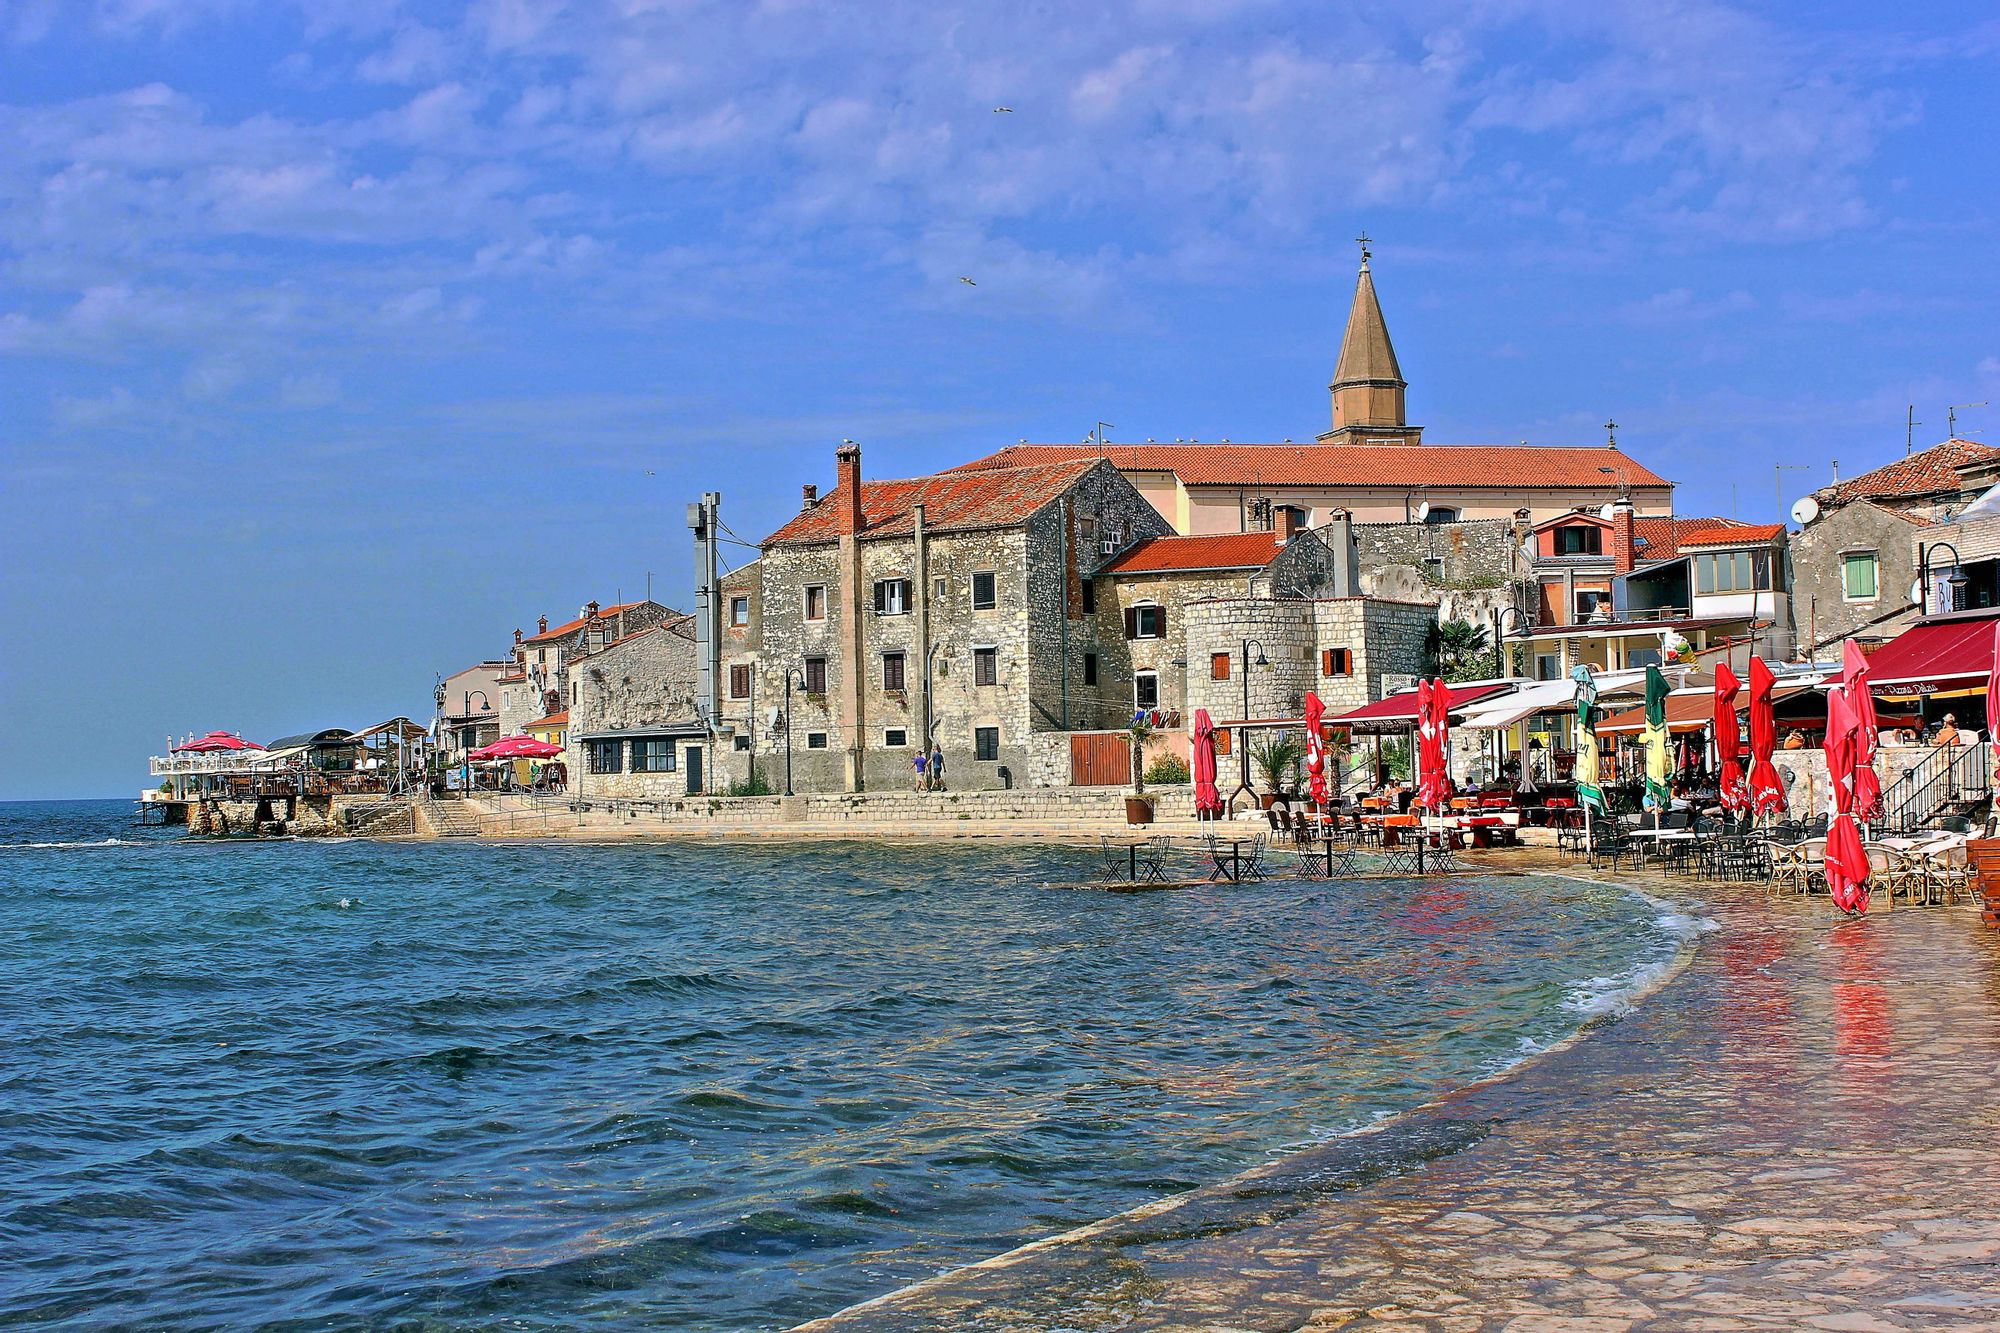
[873,578,911,615]
[804,584,827,621]
[1695,549,1774,594]
[585,739,622,774]
[1321,647,1352,677]
[974,727,1000,761]
[934,577,946,598]
[1211,652,1232,681]
[1083,652,1098,686]
[730,596,750,627]
[882,651,906,692]
[1080,517,1097,546]
[973,647,998,686]
[1134,672,1159,709]
[1844,551,1879,601]
[733,734,750,751]
[729,664,752,699]
[884,728,908,747]
[971,571,997,610]
[1080,579,1096,614]
[1422,505,1460,525]
[632,738,677,772]
[1124,604,1165,639]
[1554,525,1602,555]
[1422,557,1446,581]
[1574,589,1611,621]
[806,731,828,749]
[804,656,827,694]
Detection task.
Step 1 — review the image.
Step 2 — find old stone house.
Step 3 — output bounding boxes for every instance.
[568,617,708,799]
[495,598,679,735]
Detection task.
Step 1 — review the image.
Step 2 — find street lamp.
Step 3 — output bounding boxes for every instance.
[459,690,492,792]
[1917,541,1969,616]
[1491,607,1530,678]
[1234,638,1270,802]
[781,667,809,797]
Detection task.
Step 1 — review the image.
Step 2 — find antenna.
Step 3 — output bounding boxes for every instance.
[1775,464,1808,528]
[1907,405,1921,455]
[1949,402,1988,438]
[1092,421,1114,459]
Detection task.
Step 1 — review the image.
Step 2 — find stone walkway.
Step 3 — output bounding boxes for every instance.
[795,874,2000,1332]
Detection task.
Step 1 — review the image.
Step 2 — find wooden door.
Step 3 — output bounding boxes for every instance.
[1070,733,1129,786]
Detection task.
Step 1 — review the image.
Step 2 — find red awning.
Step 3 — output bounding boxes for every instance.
[1864,611,2000,695]
[1330,683,1512,726]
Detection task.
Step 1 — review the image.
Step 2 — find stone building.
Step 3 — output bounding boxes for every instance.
[494,598,679,735]
[751,445,1172,792]
[568,617,709,799]
[1181,595,1437,722]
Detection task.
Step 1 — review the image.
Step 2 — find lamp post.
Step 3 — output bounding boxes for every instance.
[1236,638,1270,800]
[1490,607,1530,679]
[1916,541,1969,617]
[781,667,809,797]
[461,689,492,792]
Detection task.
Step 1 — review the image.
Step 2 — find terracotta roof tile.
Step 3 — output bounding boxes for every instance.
[1633,515,1740,560]
[525,601,654,644]
[763,458,1101,546]
[1829,439,2000,504]
[1678,522,1785,547]
[1099,531,1285,575]
[528,710,568,729]
[951,442,1670,490]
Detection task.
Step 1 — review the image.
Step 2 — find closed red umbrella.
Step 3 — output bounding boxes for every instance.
[1988,621,2000,767]
[1747,657,1787,817]
[1822,684,1871,914]
[1415,678,1453,813]
[1841,639,1882,823]
[1192,709,1223,817]
[1303,692,1329,809]
[1713,663,1747,812]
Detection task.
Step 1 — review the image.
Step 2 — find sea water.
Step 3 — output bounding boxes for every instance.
[0,799,1690,1329]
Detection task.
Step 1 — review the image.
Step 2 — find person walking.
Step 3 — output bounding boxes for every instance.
[913,748,929,791]
[928,742,946,791]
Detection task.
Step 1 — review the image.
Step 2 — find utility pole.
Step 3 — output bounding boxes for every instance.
[686,492,722,729]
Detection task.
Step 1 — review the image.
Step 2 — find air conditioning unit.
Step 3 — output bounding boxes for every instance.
[1100,539,1118,555]
[1380,672,1418,695]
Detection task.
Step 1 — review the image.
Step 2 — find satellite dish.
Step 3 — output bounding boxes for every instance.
[1598,503,1616,521]
[1910,579,1925,606]
[1791,495,1820,525]
[1414,500,1430,521]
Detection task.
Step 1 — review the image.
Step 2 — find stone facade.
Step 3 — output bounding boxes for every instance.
[1788,501,1929,654]
[1181,596,1437,721]
[568,619,709,799]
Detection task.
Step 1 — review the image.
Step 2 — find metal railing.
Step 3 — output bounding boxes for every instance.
[1881,743,1992,831]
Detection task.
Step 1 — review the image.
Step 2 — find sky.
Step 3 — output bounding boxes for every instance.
[3,0,1998,798]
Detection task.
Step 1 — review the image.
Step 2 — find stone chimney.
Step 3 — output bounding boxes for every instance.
[802,483,819,510]
[513,628,523,645]
[1324,508,1360,597]
[586,599,600,618]
[537,615,548,634]
[1610,499,1637,574]
[836,442,864,535]
[1275,506,1300,544]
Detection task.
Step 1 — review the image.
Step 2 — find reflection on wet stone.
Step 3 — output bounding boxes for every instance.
[795,862,2000,1332]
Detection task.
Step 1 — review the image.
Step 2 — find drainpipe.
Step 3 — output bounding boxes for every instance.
[1059,496,1071,729]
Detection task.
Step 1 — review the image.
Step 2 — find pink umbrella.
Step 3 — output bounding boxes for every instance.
[1988,621,2000,768]
[1747,657,1787,817]
[1822,684,1871,915]
[1192,709,1224,817]
[1841,639,1882,823]
[470,735,564,761]
[173,731,265,753]
[1303,692,1329,809]
[1713,663,1747,812]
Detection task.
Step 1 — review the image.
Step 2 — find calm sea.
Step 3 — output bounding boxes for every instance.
[0,799,1690,1330]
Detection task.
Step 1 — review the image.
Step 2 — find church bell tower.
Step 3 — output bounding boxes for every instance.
[1318,237,1423,444]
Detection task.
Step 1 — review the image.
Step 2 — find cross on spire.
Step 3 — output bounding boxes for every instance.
[1603,418,1618,446]
[1355,231,1372,267]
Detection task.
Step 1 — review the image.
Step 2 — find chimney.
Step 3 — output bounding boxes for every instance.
[537,615,548,634]
[1610,498,1637,574]
[1275,506,1300,544]
[836,442,863,535]
[802,483,819,510]
[586,599,600,618]
[513,628,523,645]
[1325,508,1360,597]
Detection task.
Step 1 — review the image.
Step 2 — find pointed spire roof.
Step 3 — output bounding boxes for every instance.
[1332,254,1403,388]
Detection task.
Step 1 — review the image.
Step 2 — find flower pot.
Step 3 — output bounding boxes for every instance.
[1260,793,1279,810]
[1125,797,1156,825]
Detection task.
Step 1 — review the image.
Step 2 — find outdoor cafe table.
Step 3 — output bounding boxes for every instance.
[1205,840,1249,882]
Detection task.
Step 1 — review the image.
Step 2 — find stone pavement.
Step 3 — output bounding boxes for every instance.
[795,874,2000,1332]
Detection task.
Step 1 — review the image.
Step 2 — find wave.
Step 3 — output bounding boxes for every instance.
[1,838,149,850]
[1560,906,1717,1022]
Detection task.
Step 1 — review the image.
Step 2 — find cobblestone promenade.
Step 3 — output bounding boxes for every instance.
[797,873,2000,1332]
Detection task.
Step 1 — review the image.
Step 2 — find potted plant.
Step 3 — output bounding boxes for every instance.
[1249,734,1304,808]
[1124,712,1157,824]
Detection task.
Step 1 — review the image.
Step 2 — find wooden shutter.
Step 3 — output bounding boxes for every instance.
[1321,649,1334,676]
[1124,607,1138,639]
[1154,605,1168,637]
[1211,652,1231,681]
[873,581,886,613]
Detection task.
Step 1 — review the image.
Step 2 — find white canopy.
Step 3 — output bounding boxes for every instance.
[1456,669,1653,731]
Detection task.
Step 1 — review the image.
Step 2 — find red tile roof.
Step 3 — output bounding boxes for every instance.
[1678,522,1785,547]
[525,601,652,644]
[952,442,1670,490]
[1830,439,2000,504]
[1632,515,1743,560]
[1099,531,1285,575]
[763,458,1102,546]
[528,710,568,730]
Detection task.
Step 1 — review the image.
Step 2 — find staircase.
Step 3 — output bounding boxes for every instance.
[345,799,415,837]
[1881,743,1991,831]
[417,799,485,838]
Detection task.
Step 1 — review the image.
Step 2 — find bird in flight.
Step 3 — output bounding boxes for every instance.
[993,106,1012,113]
[958,276,977,286]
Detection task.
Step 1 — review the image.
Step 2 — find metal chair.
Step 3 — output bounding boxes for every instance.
[1138,835,1173,884]
[1238,834,1271,882]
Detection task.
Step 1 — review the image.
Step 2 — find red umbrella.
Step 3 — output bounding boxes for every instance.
[1822,683,1871,914]
[470,735,564,761]
[174,731,265,753]
[1747,657,1787,817]
[1841,639,1882,823]
[1191,709,1224,817]
[1415,678,1453,813]
[1988,621,2000,768]
[1303,692,1329,809]
[1713,663,1747,812]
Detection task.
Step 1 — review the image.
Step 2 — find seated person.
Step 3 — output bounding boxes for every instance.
[1783,729,1807,750]
[1934,713,1962,747]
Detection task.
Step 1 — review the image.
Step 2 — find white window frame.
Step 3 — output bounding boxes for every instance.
[1842,550,1880,603]
[803,583,827,621]
[1134,671,1160,710]
[884,728,908,748]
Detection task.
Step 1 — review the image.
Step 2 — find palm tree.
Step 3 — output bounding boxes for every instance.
[1427,618,1492,681]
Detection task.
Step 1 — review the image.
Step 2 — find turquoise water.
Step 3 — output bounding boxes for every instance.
[0,800,1686,1330]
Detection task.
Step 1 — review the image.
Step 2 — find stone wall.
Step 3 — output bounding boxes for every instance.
[1789,502,1929,654]
[570,622,708,799]
[1179,596,1438,722]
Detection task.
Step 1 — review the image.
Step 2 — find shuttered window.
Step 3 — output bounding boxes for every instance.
[729,664,752,698]
[1211,652,1231,680]
[1321,647,1352,677]
[1124,605,1166,639]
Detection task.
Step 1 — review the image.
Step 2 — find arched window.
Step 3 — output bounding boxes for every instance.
[1422,505,1460,525]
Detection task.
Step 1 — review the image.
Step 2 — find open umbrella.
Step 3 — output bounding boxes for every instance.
[1713,663,1747,812]
[174,731,266,753]
[469,735,564,761]
[1822,684,1871,914]
[1747,656,1788,818]
[1640,664,1672,817]
[1303,692,1329,810]
[1192,709,1223,818]
[1842,639,1882,824]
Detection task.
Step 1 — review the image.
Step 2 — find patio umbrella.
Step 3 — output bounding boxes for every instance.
[1415,678,1452,813]
[469,735,564,761]
[1640,664,1672,818]
[1747,656,1788,818]
[1713,663,1747,813]
[1822,683,1872,914]
[1572,665,1604,816]
[1842,639,1883,824]
[1303,692,1329,810]
[1988,620,2000,766]
[1191,709,1224,818]
[174,731,265,753]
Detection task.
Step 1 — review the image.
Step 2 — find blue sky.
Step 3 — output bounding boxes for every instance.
[4,0,1997,798]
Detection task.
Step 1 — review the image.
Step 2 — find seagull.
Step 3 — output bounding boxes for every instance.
[958,276,977,286]
[993,106,1012,113]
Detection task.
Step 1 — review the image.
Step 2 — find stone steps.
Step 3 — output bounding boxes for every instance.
[417,800,485,838]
